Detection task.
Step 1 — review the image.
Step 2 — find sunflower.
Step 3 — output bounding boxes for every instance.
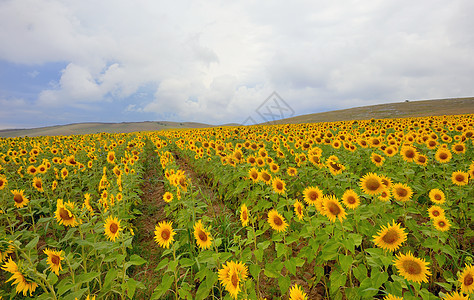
[43,248,64,275]
[342,189,360,209]
[293,200,304,220]
[107,151,115,164]
[380,175,393,189]
[393,251,431,283]
[451,171,468,186]
[322,195,346,223]
[433,216,451,232]
[0,175,7,190]
[32,177,44,192]
[400,145,417,162]
[83,193,94,215]
[272,177,286,194]
[373,221,407,252]
[194,220,213,249]
[383,295,403,300]
[163,192,173,203]
[371,153,385,167]
[11,189,29,208]
[37,164,47,174]
[51,180,58,191]
[240,204,249,226]
[104,216,122,242]
[288,284,308,300]
[1,258,38,296]
[303,186,323,205]
[55,199,80,227]
[267,209,288,232]
[378,188,392,202]
[0,239,14,262]
[459,264,474,293]
[218,261,248,299]
[392,183,413,202]
[427,188,445,205]
[61,167,68,179]
[154,221,176,249]
[360,173,384,195]
[435,148,452,163]
[248,168,259,182]
[259,170,272,185]
[428,205,445,219]
[287,167,298,176]
[452,143,466,154]
[269,163,279,173]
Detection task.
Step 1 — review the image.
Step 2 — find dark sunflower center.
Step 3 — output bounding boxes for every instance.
[438,221,446,227]
[198,230,207,242]
[161,229,170,240]
[14,194,23,203]
[374,156,381,163]
[402,260,422,275]
[35,181,42,189]
[396,188,408,197]
[276,182,283,190]
[261,173,270,181]
[366,178,380,191]
[273,216,283,226]
[432,210,440,217]
[249,157,255,164]
[109,223,119,234]
[418,156,426,163]
[455,145,463,151]
[297,206,302,214]
[464,274,473,286]
[308,191,318,201]
[330,162,341,171]
[439,153,448,160]
[251,172,258,180]
[231,272,239,288]
[51,255,60,265]
[242,210,248,220]
[405,150,415,158]
[59,208,73,221]
[455,175,464,182]
[434,194,441,200]
[382,229,399,244]
[347,196,356,204]
[328,202,341,215]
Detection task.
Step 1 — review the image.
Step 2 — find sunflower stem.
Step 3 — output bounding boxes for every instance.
[172,243,179,300]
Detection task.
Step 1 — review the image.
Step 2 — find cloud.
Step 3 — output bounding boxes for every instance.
[0,0,474,128]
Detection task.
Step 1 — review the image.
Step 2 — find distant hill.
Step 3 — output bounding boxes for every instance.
[1,97,473,138]
[266,97,474,125]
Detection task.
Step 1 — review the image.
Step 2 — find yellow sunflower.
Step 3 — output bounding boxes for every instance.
[55,199,80,227]
[267,209,288,232]
[240,204,249,227]
[433,216,451,232]
[26,165,37,176]
[32,177,44,192]
[43,248,64,275]
[429,189,445,205]
[218,261,248,299]
[378,188,392,202]
[154,221,176,249]
[428,205,445,219]
[371,153,385,167]
[360,173,384,195]
[163,192,173,203]
[287,167,298,177]
[1,258,38,296]
[193,220,213,250]
[259,170,272,185]
[342,189,360,209]
[400,145,417,162]
[272,177,286,194]
[248,167,259,182]
[289,284,308,300]
[293,200,304,220]
[11,189,29,208]
[322,195,346,223]
[391,183,413,202]
[0,239,14,262]
[459,264,474,294]
[104,216,122,242]
[393,251,431,283]
[303,186,323,205]
[383,295,403,300]
[372,221,407,252]
[435,148,452,163]
[107,151,116,164]
[451,171,469,186]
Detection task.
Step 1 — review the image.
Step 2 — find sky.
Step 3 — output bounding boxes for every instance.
[1,0,473,129]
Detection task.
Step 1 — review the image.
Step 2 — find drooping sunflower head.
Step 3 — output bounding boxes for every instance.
[428,189,445,204]
[240,204,249,226]
[342,189,360,209]
[293,200,304,220]
[393,251,431,283]
[272,177,286,195]
[104,216,122,242]
[391,183,413,202]
[322,195,346,223]
[360,173,384,195]
[451,171,469,186]
[2,258,38,296]
[267,209,288,232]
[193,220,213,250]
[459,264,474,294]
[303,186,323,205]
[433,216,451,232]
[43,248,64,275]
[154,221,176,249]
[55,199,80,227]
[11,189,29,208]
[288,283,308,300]
[372,221,407,252]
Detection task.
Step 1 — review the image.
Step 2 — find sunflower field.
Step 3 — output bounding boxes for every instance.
[1,114,473,300]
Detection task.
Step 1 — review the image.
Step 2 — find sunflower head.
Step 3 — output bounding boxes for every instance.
[322,195,346,223]
[43,248,64,275]
[248,168,259,182]
[289,284,308,300]
[240,204,249,226]
[154,221,176,249]
[342,189,360,209]
[11,189,29,208]
[163,192,173,203]
[433,216,451,232]
[267,209,288,232]
[451,171,468,186]
[104,216,122,242]
[393,251,431,283]
[372,221,407,252]
[272,177,286,195]
[303,186,323,205]
[193,220,213,250]
[391,183,413,202]
[428,188,445,204]
[55,199,81,227]
[459,264,474,294]
[293,200,304,220]
[360,173,384,195]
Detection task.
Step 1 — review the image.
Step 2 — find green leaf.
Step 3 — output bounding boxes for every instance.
[338,254,353,274]
[180,258,195,268]
[128,254,146,266]
[124,278,144,299]
[249,264,261,279]
[329,269,346,295]
[151,274,174,299]
[284,259,297,275]
[155,258,169,271]
[278,276,291,294]
[254,248,263,262]
[47,272,58,286]
[63,288,87,300]
[103,268,118,291]
[276,242,288,258]
[25,235,39,252]
[167,259,179,273]
[352,264,367,282]
[74,271,100,287]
